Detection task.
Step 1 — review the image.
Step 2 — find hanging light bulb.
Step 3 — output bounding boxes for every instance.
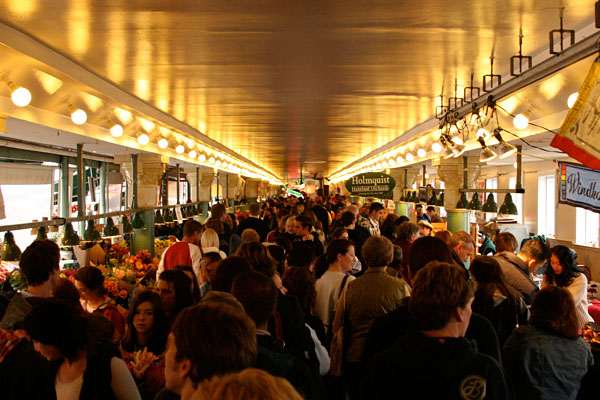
[176,144,185,154]
[189,150,197,158]
[109,122,123,138]
[493,130,517,159]
[477,128,490,139]
[567,92,579,109]
[209,157,215,164]
[376,163,382,169]
[222,161,228,168]
[405,153,414,161]
[388,159,396,167]
[198,154,207,162]
[452,143,466,158]
[137,133,149,145]
[417,149,426,158]
[396,156,403,164]
[478,137,497,162]
[451,136,463,145]
[158,138,169,149]
[10,86,32,107]
[382,160,389,168]
[513,113,529,130]
[432,142,443,153]
[185,139,195,149]
[70,106,87,125]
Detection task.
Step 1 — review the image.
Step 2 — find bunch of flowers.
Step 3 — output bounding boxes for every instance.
[154,238,174,258]
[124,249,156,278]
[122,347,165,395]
[104,276,129,299]
[107,242,130,262]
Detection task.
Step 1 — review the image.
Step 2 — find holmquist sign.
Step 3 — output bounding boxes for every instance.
[559,162,600,213]
[345,172,396,197]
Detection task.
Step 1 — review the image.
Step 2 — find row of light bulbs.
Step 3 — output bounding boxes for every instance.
[2,77,281,184]
[330,90,580,184]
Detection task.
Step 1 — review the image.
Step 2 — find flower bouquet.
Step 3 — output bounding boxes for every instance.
[154,238,174,258]
[122,347,165,396]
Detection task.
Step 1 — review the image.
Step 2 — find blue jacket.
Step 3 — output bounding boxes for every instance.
[502,325,593,400]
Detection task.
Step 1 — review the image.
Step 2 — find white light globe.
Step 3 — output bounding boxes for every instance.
[432,142,443,153]
[109,124,123,138]
[137,133,149,145]
[11,87,31,107]
[513,113,529,130]
[198,154,207,162]
[189,150,197,158]
[405,153,414,161]
[417,149,426,157]
[209,157,215,164]
[176,145,185,154]
[71,108,87,125]
[158,138,168,148]
[567,92,579,109]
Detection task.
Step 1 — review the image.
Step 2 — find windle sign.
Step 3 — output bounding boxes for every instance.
[559,162,600,213]
[345,172,396,197]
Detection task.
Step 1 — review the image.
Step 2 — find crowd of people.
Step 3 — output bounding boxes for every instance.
[0,194,597,399]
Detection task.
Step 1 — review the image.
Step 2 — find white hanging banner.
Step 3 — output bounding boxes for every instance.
[559,162,600,213]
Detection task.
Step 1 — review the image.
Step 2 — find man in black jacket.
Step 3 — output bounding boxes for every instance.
[361,262,512,400]
[237,203,270,241]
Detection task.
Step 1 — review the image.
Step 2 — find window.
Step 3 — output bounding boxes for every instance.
[508,177,523,224]
[576,208,599,247]
[537,175,555,238]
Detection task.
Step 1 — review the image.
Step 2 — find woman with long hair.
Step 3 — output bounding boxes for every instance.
[503,286,593,399]
[470,255,528,346]
[74,266,125,341]
[24,300,141,400]
[121,290,168,355]
[120,290,168,399]
[543,245,594,330]
[314,239,356,331]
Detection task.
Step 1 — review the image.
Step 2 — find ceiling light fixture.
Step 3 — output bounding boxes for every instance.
[432,142,443,153]
[478,137,497,162]
[108,121,123,138]
[567,92,579,108]
[176,145,185,154]
[189,150,197,158]
[158,138,169,149]
[405,153,414,161]
[513,113,529,130]
[198,154,207,162]
[209,157,215,164]
[1,75,32,107]
[137,133,150,146]
[216,160,222,167]
[69,105,87,125]
[417,149,426,158]
[493,129,517,159]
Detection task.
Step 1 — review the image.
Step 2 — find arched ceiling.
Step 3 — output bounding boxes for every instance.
[0,0,596,181]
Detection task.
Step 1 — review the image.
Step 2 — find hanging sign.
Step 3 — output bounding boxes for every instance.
[551,60,600,169]
[284,179,305,198]
[559,162,600,213]
[345,172,396,197]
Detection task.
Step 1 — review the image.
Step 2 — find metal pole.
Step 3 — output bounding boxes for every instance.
[77,144,85,233]
[196,167,200,202]
[216,171,220,201]
[99,162,107,223]
[176,163,181,204]
[132,154,138,208]
[60,156,69,218]
[516,145,523,190]
[422,165,426,187]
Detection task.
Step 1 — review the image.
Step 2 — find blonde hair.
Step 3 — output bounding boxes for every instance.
[201,228,220,249]
[193,368,302,400]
